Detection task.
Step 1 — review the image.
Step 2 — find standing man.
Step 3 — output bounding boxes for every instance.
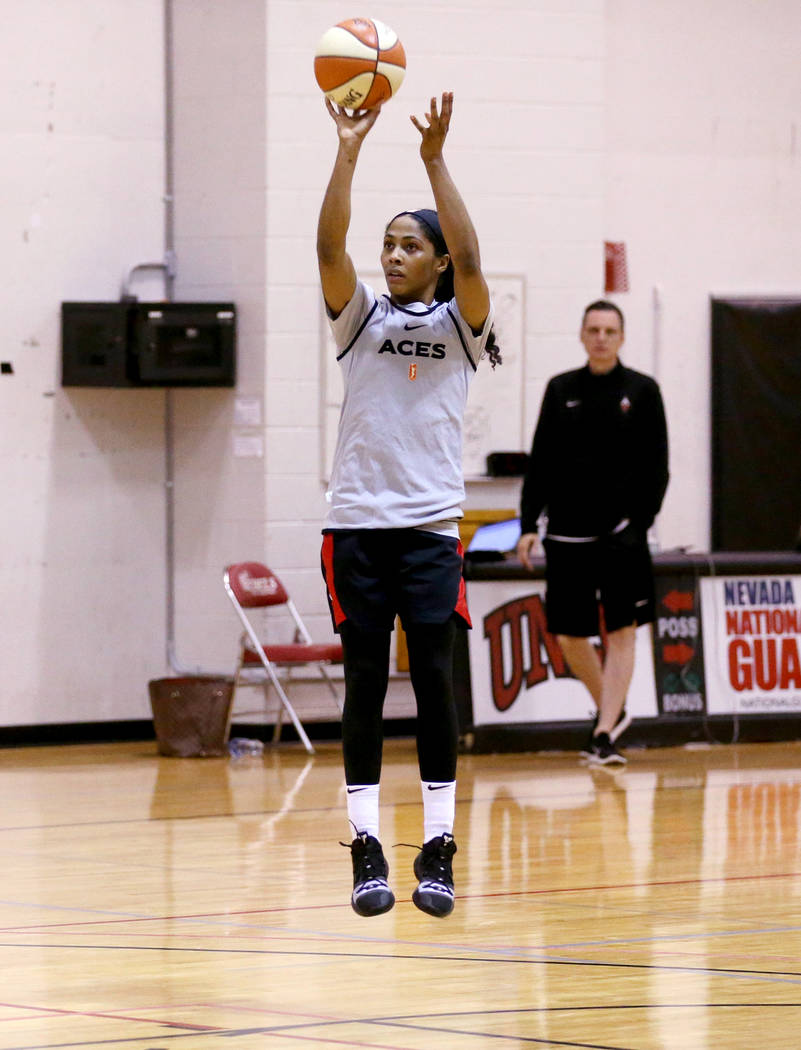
[516,301,669,765]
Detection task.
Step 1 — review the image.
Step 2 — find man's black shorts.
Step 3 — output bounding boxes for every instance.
[543,525,655,636]
[321,528,471,632]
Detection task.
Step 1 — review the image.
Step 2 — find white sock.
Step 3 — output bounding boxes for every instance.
[346,783,380,840]
[421,780,455,842]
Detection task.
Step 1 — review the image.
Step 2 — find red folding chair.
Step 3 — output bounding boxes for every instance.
[223,561,343,754]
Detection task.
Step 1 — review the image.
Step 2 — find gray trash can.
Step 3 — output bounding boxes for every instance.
[148,676,234,757]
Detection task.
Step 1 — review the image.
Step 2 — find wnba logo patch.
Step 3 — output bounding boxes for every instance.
[408,363,417,381]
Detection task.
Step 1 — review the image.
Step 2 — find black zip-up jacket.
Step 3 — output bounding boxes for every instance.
[520,361,669,538]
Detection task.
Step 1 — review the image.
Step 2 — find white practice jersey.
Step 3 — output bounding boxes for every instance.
[325,280,495,530]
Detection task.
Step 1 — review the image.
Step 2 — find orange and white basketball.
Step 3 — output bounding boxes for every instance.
[314,17,406,111]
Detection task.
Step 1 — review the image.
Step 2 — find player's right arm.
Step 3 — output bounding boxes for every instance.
[317,101,382,317]
[413,93,490,332]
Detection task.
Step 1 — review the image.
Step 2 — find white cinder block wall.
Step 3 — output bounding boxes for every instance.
[169,0,268,676]
[2,0,800,728]
[0,1,166,727]
[605,0,801,548]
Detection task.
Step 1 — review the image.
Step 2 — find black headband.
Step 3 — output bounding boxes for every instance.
[389,209,449,256]
[409,209,448,255]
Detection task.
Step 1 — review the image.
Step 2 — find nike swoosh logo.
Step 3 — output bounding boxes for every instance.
[347,786,368,794]
[426,783,450,791]
[404,322,426,330]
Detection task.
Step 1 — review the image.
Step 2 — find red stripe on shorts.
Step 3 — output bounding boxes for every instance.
[455,540,472,628]
[321,533,347,627]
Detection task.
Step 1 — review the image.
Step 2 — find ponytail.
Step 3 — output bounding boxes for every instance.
[485,328,502,369]
[434,260,455,303]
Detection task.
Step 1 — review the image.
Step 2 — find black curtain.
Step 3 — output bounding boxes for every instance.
[711,297,801,551]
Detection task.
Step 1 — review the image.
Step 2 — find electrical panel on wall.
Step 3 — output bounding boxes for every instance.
[61,302,236,387]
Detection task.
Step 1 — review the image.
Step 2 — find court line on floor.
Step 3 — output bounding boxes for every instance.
[3,1000,801,1049]
[1,939,800,981]
[5,916,801,959]
[2,863,800,932]
[0,801,346,835]
[3,897,801,970]
[0,997,224,1031]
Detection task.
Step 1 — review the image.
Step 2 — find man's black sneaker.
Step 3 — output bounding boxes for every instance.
[412,833,457,918]
[347,832,395,916]
[586,731,627,766]
[580,707,631,756]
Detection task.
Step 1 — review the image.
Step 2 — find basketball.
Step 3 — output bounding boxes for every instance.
[314,17,406,111]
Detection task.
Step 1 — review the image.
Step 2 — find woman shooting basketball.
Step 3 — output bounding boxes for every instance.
[317,92,498,918]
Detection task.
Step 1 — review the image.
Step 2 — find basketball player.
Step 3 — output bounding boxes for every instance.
[516,301,669,765]
[317,92,498,917]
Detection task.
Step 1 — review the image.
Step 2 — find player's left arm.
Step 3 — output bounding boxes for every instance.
[632,380,670,530]
[649,382,670,515]
[413,92,491,331]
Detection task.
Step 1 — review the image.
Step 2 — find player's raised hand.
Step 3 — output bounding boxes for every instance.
[325,98,382,146]
[411,92,453,162]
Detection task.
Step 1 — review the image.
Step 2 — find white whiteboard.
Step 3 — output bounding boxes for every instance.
[320,273,525,480]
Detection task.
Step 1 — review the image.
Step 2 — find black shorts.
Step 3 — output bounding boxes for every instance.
[321,528,471,632]
[543,525,655,637]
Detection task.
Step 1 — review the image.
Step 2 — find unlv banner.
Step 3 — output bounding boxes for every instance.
[468,580,658,728]
[701,576,801,714]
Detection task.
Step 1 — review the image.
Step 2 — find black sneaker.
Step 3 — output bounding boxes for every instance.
[580,707,631,756]
[586,731,627,766]
[346,832,395,917]
[412,833,457,918]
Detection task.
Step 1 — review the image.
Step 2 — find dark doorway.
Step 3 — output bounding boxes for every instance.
[711,297,801,551]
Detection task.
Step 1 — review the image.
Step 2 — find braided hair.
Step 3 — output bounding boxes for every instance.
[387,208,502,369]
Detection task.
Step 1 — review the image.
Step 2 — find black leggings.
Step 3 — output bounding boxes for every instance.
[340,618,460,785]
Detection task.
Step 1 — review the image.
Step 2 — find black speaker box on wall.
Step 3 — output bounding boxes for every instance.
[61,302,236,387]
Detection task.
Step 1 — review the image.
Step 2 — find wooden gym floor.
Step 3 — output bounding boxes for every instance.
[1,734,801,1049]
